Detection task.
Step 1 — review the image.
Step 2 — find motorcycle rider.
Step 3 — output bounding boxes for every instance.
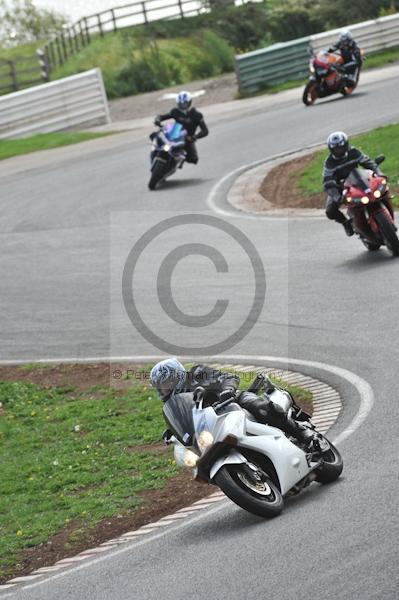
[328,30,362,87]
[154,91,209,165]
[323,131,384,236]
[150,358,317,448]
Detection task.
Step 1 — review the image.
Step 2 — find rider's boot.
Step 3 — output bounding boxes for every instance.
[343,219,354,237]
[284,416,316,448]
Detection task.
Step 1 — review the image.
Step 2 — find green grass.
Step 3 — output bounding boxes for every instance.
[0,377,176,579]
[51,29,234,99]
[298,123,399,207]
[19,363,55,371]
[0,365,312,578]
[363,45,399,69]
[0,131,112,161]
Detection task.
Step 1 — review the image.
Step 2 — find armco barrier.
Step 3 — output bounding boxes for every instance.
[236,37,310,94]
[236,12,399,94]
[0,68,110,139]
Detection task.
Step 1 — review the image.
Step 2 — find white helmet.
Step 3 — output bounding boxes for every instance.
[177,90,192,112]
[150,358,186,400]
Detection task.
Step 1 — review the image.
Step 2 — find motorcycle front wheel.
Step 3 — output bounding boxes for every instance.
[148,161,168,190]
[374,211,399,256]
[302,81,318,106]
[360,238,381,252]
[213,463,283,518]
[314,438,343,484]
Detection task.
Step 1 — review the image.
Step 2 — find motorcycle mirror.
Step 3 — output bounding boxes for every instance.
[193,386,205,407]
[375,154,385,165]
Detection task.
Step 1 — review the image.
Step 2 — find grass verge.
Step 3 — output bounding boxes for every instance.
[298,122,399,207]
[0,363,312,580]
[0,132,113,161]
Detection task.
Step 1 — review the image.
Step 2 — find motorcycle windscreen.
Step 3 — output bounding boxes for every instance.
[164,121,186,142]
[345,169,370,189]
[163,392,195,445]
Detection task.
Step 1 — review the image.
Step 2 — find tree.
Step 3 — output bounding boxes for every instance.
[0,0,67,46]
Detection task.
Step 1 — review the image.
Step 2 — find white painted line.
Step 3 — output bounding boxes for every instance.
[0,584,16,589]
[54,557,87,565]
[7,575,42,583]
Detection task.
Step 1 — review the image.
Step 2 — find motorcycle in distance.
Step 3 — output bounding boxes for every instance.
[163,372,343,518]
[148,120,187,190]
[327,155,399,257]
[303,49,362,106]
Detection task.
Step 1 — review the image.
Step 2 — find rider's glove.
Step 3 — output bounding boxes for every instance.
[186,135,196,142]
[154,117,162,127]
[219,388,235,402]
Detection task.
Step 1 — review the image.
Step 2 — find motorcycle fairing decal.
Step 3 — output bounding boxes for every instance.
[164,121,186,142]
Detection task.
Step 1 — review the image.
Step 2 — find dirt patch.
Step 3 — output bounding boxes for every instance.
[259,152,325,209]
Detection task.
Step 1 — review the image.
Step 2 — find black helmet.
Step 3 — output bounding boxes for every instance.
[327,131,349,159]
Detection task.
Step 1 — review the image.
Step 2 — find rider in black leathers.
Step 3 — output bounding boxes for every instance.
[150,358,316,446]
[328,30,362,87]
[323,131,384,236]
[154,91,209,164]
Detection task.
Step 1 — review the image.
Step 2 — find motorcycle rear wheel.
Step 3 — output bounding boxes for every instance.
[375,211,399,256]
[148,161,168,190]
[314,439,343,484]
[303,82,318,106]
[213,463,283,518]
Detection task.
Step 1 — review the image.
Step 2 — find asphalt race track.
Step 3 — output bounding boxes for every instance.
[1,66,399,599]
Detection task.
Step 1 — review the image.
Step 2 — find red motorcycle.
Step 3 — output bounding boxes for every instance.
[303,50,362,106]
[331,155,399,256]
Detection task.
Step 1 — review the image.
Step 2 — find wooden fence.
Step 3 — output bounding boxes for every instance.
[42,0,208,72]
[0,55,49,95]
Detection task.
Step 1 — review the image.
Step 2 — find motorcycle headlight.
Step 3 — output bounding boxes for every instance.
[183,450,199,467]
[197,430,214,452]
[361,196,370,204]
[163,144,171,152]
[374,190,381,198]
[310,64,315,73]
[174,444,199,468]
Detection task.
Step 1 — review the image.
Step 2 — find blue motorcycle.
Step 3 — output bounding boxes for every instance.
[148,121,187,190]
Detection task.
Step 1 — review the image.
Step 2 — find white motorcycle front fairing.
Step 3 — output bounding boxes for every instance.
[193,403,314,496]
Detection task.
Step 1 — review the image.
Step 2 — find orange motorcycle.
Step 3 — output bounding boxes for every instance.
[303,50,361,106]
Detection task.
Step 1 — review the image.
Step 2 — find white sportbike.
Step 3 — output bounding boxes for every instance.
[163,372,343,518]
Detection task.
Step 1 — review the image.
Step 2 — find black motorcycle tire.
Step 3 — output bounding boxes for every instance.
[375,211,399,256]
[303,81,318,106]
[213,463,283,518]
[148,161,168,191]
[314,438,343,484]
